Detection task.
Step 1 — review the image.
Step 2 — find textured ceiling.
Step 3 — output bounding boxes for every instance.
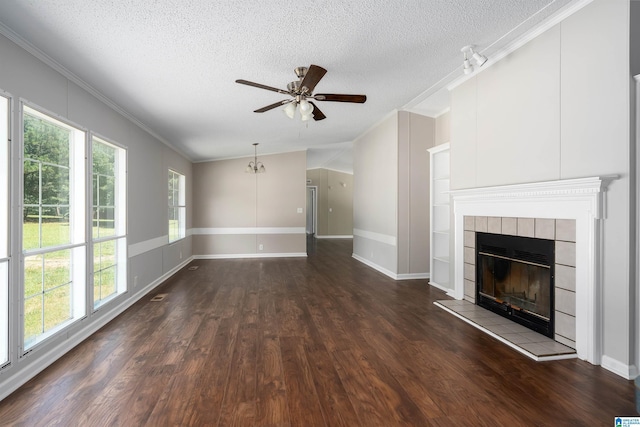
[0,0,578,168]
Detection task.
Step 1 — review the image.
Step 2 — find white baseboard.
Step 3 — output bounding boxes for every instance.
[601,355,639,380]
[194,252,307,260]
[351,254,429,281]
[352,253,398,280]
[0,256,194,402]
[428,281,455,296]
[315,235,353,239]
[396,273,429,280]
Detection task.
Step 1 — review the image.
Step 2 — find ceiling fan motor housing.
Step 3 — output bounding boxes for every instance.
[287,81,301,93]
[294,66,308,79]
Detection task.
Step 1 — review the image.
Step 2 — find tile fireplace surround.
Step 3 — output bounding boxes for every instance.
[449,176,615,365]
[462,215,577,349]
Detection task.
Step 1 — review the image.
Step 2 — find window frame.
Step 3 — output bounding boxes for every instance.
[0,92,10,367]
[21,102,87,352]
[168,169,186,243]
[90,134,127,309]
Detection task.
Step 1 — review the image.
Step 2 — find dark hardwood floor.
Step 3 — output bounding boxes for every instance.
[0,238,636,426]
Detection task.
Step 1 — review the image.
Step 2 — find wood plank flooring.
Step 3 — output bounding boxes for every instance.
[0,238,636,426]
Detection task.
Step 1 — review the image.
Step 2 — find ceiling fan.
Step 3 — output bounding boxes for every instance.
[235,65,366,121]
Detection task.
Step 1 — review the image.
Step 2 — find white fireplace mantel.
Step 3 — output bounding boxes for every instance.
[450,176,617,365]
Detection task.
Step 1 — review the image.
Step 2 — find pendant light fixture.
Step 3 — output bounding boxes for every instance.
[245,143,265,174]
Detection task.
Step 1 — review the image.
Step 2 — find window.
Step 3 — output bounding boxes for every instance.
[22,105,86,350]
[168,169,185,242]
[0,94,9,366]
[92,136,127,308]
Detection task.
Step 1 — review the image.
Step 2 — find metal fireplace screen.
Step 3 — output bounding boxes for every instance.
[476,232,554,338]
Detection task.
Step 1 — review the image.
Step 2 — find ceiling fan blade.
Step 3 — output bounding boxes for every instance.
[314,93,367,103]
[300,65,327,94]
[236,79,290,95]
[308,102,326,121]
[254,100,289,113]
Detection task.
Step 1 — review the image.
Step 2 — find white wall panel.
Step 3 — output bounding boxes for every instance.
[476,25,561,187]
[561,0,632,371]
[450,78,477,190]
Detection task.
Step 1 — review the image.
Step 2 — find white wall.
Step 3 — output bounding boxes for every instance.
[452,25,561,188]
[0,32,193,399]
[560,0,632,374]
[449,0,634,376]
[631,1,640,76]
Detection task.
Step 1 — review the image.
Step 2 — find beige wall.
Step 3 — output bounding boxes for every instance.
[0,31,195,398]
[353,111,433,277]
[398,112,434,275]
[307,168,353,237]
[449,0,633,373]
[327,170,354,236]
[306,168,328,235]
[353,113,399,274]
[435,111,450,146]
[192,150,307,256]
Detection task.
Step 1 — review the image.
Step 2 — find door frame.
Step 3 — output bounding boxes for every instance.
[306,186,318,235]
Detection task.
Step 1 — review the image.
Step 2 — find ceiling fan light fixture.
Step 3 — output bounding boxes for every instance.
[283,101,297,119]
[236,64,367,122]
[298,98,313,114]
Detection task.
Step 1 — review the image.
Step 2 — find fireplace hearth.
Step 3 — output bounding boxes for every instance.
[476,232,554,338]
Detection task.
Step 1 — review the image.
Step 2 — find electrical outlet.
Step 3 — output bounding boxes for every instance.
[297,207,303,213]
[259,244,264,251]
[180,251,183,259]
[134,276,138,287]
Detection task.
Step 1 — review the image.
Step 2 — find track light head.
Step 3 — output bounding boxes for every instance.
[472,51,487,67]
[461,45,487,72]
[462,53,474,75]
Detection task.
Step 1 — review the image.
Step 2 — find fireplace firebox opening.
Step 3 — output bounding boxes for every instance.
[476,232,555,338]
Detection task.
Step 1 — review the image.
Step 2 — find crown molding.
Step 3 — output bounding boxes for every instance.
[403,0,594,110]
[447,0,594,91]
[0,22,193,161]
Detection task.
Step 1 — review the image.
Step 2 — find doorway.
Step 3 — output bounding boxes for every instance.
[306,186,317,235]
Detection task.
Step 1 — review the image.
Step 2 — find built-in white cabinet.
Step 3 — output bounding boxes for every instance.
[428,143,450,292]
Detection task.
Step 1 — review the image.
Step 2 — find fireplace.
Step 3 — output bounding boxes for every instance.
[450,176,613,365]
[476,232,554,338]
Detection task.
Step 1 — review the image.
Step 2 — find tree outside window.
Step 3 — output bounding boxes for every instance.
[92,137,127,309]
[22,106,86,350]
